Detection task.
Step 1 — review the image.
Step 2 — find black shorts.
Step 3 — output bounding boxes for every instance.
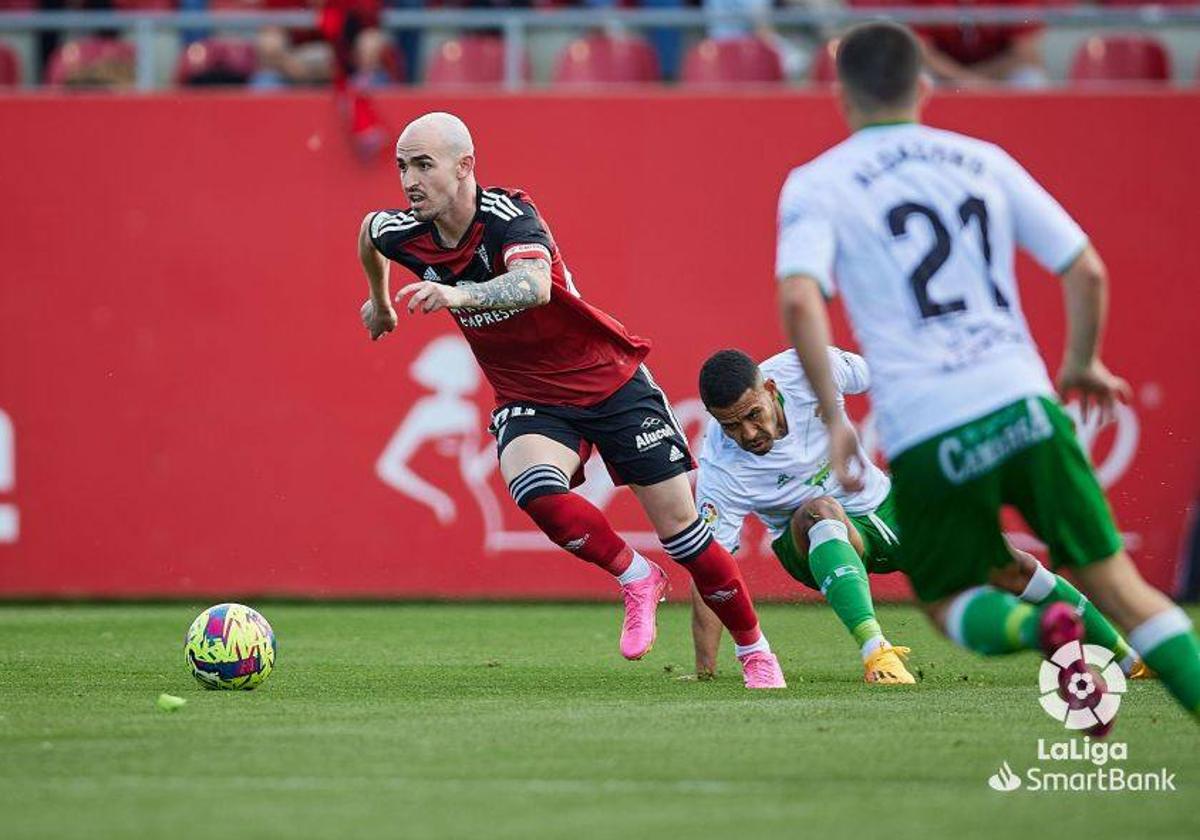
[488,366,697,488]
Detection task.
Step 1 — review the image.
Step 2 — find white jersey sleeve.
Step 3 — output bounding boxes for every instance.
[830,347,869,396]
[775,170,836,296]
[694,463,753,555]
[993,148,1089,275]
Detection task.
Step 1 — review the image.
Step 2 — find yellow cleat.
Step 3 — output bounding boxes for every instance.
[864,644,916,685]
[1127,659,1157,680]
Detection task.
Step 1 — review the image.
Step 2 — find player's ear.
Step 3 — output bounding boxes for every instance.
[457,153,475,181]
[915,73,933,110]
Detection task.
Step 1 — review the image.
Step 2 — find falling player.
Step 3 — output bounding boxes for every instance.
[776,22,1200,723]
[691,346,1148,684]
[357,112,785,688]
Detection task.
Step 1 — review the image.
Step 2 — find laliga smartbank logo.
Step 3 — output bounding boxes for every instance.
[1039,641,1126,730]
[986,643,1177,794]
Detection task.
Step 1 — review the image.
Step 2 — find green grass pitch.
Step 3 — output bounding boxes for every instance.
[1,603,1197,839]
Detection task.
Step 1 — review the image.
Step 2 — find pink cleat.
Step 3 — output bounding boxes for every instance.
[619,561,668,660]
[1039,602,1084,658]
[738,650,787,689]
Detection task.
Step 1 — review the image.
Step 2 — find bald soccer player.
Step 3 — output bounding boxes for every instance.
[357,113,786,688]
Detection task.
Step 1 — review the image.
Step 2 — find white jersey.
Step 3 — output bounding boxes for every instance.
[695,348,891,553]
[776,123,1088,458]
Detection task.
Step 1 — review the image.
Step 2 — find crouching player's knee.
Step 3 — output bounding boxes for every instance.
[790,496,863,558]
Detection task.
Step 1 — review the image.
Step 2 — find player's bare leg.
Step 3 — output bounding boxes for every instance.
[631,473,785,689]
[1073,552,1200,715]
[989,547,1148,677]
[499,433,664,660]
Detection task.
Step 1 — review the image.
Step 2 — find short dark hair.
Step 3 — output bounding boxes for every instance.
[836,21,923,112]
[698,349,761,409]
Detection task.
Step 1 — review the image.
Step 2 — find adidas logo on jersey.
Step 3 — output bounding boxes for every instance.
[476,244,489,267]
[669,446,685,463]
[481,191,523,221]
[423,266,439,283]
[635,425,676,452]
[371,210,419,239]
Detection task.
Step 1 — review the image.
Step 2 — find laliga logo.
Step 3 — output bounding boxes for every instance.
[1038,642,1126,730]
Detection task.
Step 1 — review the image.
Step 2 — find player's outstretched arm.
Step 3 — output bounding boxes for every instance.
[688,580,723,679]
[779,274,865,491]
[395,257,552,315]
[1056,245,1131,422]
[358,214,398,341]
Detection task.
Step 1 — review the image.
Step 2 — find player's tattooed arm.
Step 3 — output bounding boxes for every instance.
[459,258,552,310]
[396,258,551,315]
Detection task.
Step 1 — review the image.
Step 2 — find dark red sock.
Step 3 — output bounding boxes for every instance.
[664,518,761,645]
[523,492,633,576]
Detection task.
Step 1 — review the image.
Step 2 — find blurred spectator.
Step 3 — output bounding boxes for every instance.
[352,26,395,86]
[907,0,1050,87]
[703,0,804,78]
[248,26,302,88]
[386,0,423,83]
[642,0,684,80]
[37,0,117,73]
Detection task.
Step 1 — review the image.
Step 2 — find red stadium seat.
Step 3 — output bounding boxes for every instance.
[1069,35,1171,83]
[0,43,20,87]
[681,37,783,85]
[809,39,838,85]
[175,38,257,86]
[552,34,660,85]
[425,36,530,86]
[112,0,176,9]
[46,37,137,87]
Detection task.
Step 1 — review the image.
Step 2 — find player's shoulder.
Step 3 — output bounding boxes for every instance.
[916,125,1016,172]
[370,208,423,237]
[368,208,427,251]
[779,139,863,207]
[479,186,538,224]
[759,348,817,399]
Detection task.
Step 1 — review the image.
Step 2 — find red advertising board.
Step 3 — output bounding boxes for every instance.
[0,92,1196,598]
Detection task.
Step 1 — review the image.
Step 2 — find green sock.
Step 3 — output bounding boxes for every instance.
[1022,567,1133,662]
[947,586,1041,655]
[1130,608,1200,718]
[807,521,882,652]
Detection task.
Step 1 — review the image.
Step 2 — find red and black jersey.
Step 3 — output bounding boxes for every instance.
[368,186,651,408]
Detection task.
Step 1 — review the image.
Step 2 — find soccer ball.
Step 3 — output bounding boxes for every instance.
[184,603,276,690]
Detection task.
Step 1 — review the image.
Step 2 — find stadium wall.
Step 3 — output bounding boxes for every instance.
[1,92,1197,599]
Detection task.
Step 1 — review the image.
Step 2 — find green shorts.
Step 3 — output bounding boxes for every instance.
[770,488,906,592]
[889,396,1123,604]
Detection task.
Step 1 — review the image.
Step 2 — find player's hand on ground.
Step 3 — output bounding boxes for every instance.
[828,417,866,493]
[361,298,398,341]
[395,281,466,314]
[1056,358,1131,424]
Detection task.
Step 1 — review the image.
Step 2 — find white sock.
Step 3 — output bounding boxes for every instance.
[616,551,651,586]
[1018,560,1057,604]
[861,635,887,661]
[734,635,771,658]
[1120,651,1139,675]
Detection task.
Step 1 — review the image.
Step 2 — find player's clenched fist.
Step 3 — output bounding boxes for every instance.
[395,281,466,314]
[361,298,398,341]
